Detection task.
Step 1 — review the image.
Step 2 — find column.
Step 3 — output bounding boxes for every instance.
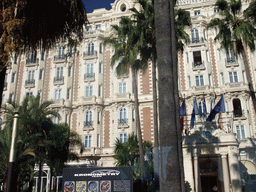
[193,154,199,192]
[229,153,242,192]
[221,153,230,192]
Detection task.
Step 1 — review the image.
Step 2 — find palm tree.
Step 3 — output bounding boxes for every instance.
[0,0,88,108]
[208,0,256,113]
[154,0,183,191]
[47,123,84,191]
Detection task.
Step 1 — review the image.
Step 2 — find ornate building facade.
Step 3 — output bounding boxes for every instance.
[1,0,256,191]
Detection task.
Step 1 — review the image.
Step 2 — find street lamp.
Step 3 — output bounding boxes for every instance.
[5,112,19,192]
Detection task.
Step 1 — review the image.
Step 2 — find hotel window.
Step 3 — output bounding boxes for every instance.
[193,51,202,66]
[119,108,127,126]
[99,62,103,73]
[86,63,94,75]
[53,117,60,125]
[99,43,103,54]
[236,125,246,139]
[220,73,225,85]
[186,52,189,64]
[85,110,92,125]
[54,88,62,100]
[229,71,238,83]
[97,134,100,147]
[96,25,101,30]
[39,69,43,80]
[188,76,191,88]
[57,46,65,59]
[9,93,13,103]
[98,85,102,97]
[226,50,236,63]
[194,10,200,16]
[88,43,94,55]
[85,86,93,97]
[14,54,18,64]
[86,26,92,31]
[67,88,71,100]
[97,112,101,124]
[85,135,92,147]
[26,92,33,97]
[119,82,127,93]
[120,133,127,143]
[195,75,204,86]
[41,51,44,60]
[68,66,72,77]
[30,50,37,63]
[56,67,63,79]
[191,29,199,43]
[214,8,220,13]
[233,98,242,117]
[11,73,15,83]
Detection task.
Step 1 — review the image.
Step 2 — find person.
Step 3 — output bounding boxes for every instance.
[212,185,218,191]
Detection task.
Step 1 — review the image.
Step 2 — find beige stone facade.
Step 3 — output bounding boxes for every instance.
[1,0,256,191]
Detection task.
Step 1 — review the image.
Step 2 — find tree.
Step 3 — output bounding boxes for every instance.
[105,16,148,188]
[208,0,256,114]
[114,133,152,181]
[47,123,84,192]
[154,0,184,191]
[0,0,88,107]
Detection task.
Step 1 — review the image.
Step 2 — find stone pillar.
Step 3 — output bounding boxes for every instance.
[193,154,200,192]
[183,148,195,191]
[229,152,242,192]
[221,153,230,192]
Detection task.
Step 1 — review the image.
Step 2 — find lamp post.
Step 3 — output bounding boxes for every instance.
[5,112,19,192]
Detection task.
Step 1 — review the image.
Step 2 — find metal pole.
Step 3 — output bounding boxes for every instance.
[5,112,19,192]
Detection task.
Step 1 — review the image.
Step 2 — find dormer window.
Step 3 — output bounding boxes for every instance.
[120,4,126,12]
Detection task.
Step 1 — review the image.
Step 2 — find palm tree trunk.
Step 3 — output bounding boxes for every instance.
[152,52,160,190]
[132,68,146,189]
[154,0,183,191]
[240,39,256,114]
[0,67,6,108]
[170,3,185,192]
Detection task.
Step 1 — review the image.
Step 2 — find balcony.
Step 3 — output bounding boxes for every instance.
[83,121,94,131]
[26,58,39,66]
[53,76,64,85]
[54,55,67,63]
[25,79,35,88]
[225,58,238,67]
[118,118,129,128]
[84,73,95,82]
[192,61,205,71]
[233,110,246,120]
[189,37,205,46]
[83,51,97,59]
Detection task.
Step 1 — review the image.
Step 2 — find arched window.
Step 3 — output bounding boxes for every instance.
[191,29,199,43]
[30,50,37,63]
[88,43,94,55]
[119,108,127,125]
[58,46,65,59]
[233,98,242,117]
[85,110,93,127]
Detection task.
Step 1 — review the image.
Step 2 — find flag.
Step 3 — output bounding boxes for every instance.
[190,108,195,129]
[180,99,186,131]
[203,99,207,116]
[180,99,186,117]
[193,97,199,115]
[206,94,225,122]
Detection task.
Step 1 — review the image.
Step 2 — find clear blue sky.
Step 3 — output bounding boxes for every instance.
[82,0,116,13]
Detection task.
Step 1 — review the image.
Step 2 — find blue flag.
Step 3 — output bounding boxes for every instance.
[193,97,199,115]
[206,95,225,122]
[190,108,195,129]
[180,99,186,117]
[203,99,207,116]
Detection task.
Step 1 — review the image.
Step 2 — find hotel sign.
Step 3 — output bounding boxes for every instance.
[62,166,133,192]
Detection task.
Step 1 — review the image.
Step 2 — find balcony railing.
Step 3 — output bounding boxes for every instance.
[26,58,39,66]
[83,51,97,58]
[25,79,35,87]
[54,76,64,84]
[54,55,67,62]
[192,61,205,70]
[84,73,95,81]
[225,58,238,67]
[84,121,93,128]
[118,119,128,126]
